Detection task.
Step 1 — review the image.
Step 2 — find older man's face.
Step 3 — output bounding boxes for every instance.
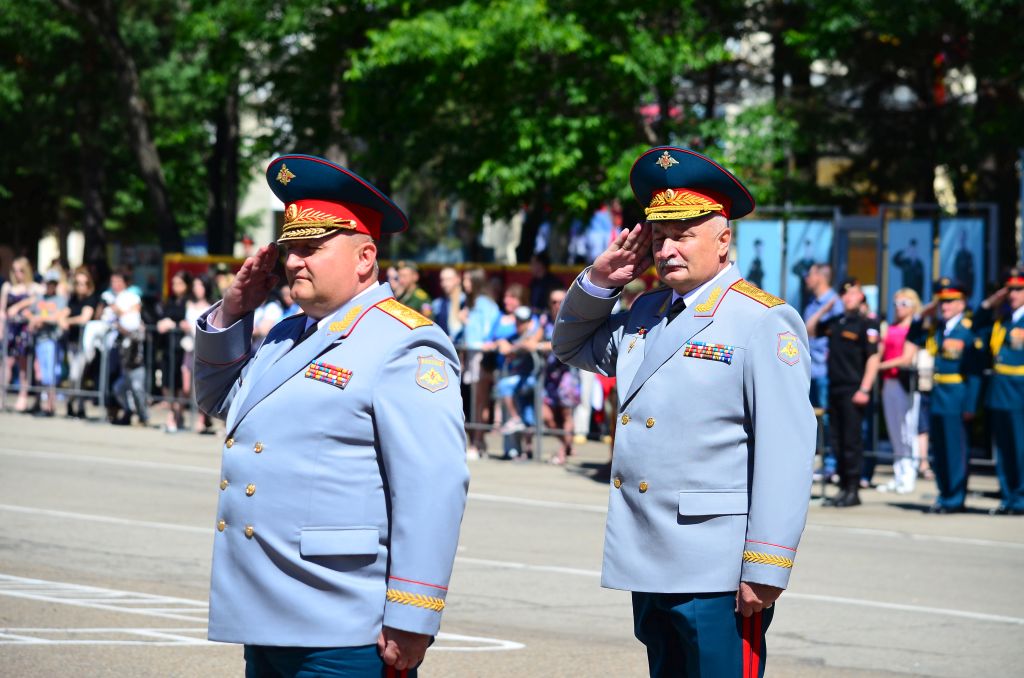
[283,232,376,319]
[651,214,730,294]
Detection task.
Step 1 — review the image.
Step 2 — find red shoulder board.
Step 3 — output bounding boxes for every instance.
[730,279,784,308]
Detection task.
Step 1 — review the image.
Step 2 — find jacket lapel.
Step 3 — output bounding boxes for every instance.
[229,284,393,431]
[622,267,740,406]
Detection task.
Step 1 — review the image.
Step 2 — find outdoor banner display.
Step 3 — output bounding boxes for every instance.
[886,219,932,321]
[939,217,985,310]
[784,220,833,313]
[735,220,784,298]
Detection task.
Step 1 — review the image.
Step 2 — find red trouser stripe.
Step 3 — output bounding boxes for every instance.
[752,611,762,677]
[742,614,752,678]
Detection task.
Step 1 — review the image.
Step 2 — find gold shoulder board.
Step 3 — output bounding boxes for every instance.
[377,298,433,329]
[731,280,785,308]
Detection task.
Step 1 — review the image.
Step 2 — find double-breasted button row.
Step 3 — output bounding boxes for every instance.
[612,477,650,492]
[619,414,656,428]
[220,480,256,496]
[225,438,265,453]
[216,519,255,538]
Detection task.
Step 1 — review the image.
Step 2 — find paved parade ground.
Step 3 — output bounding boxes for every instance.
[1,410,1022,677]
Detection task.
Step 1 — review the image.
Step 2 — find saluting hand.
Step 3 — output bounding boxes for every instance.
[217,244,279,327]
[736,581,783,618]
[378,626,431,671]
[588,222,654,289]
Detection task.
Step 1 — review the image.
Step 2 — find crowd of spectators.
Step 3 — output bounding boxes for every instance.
[7,248,1019,495]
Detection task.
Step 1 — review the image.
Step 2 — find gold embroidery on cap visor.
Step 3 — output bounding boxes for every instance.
[644,188,725,221]
[278,203,358,242]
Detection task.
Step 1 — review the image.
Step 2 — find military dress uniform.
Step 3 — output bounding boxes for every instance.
[193,155,469,676]
[910,279,982,513]
[553,147,816,678]
[974,270,1024,515]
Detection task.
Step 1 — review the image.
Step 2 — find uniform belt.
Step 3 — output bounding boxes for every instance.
[994,364,1024,376]
[933,373,964,385]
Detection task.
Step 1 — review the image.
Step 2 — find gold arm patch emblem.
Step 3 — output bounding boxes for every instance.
[416,356,449,392]
[777,331,800,365]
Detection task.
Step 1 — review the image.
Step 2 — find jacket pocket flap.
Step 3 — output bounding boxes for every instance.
[300,527,379,556]
[678,490,748,516]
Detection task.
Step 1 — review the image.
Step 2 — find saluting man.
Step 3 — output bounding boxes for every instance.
[552,147,816,677]
[975,269,1024,515]
[909,278,982,514]
[193,155,469,677]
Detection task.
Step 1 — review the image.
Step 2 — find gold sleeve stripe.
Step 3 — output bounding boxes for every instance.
[386,589,446,612]
[742,550,794,569]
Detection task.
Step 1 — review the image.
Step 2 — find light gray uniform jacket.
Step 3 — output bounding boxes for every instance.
[553,266,814,593]
[193,282,469,647]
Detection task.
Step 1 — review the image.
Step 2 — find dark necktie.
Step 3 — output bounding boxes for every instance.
[665,297,686,324]
[293,321,318,348]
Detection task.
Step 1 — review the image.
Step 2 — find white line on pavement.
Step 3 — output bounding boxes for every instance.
[453,556,1024,626]
[0,448,217,475]
[4,446,1023,551]
[0,575,523,650]
[0,504,210,534]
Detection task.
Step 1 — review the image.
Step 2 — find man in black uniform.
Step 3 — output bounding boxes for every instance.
[806,278,880,507]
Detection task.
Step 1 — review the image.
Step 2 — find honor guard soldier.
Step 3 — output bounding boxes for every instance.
[805,278,881,507]
[974,269,1024,515]
[909,278,982,513]
[193,155,469,677]
[552,147,816,678]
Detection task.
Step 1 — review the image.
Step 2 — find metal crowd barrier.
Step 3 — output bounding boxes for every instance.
[0,322,198,428]
[458,346,576,462]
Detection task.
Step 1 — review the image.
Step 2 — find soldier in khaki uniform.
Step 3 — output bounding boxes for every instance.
[553,147,815,677]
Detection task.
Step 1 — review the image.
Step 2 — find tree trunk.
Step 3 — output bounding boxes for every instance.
[58,0,182,253]
[76,33,110,282]
[205,81,240,255]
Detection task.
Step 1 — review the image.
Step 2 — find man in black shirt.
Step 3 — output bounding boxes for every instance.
[807,278,880,507]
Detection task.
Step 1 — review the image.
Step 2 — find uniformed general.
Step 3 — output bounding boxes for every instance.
[552,147,816,677]
[193,154,469,676]
[909,278,982,514]
[974,269,1024,515]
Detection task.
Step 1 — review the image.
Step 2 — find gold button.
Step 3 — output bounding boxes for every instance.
[219,479,229,490]
[253,442,264,454]
[621,414,630,425]
[646,417,655,428]
[245,484,256,497]
[217,519,226,532]
[613,477,622,489]
[244,525,254,539]
[225,437,234,448]
[639,481,649,493]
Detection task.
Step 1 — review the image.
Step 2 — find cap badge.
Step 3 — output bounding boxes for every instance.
[276,164,296,185]
[655,151,679,170]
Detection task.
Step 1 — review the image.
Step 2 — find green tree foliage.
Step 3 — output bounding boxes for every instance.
[1,0,1020,270]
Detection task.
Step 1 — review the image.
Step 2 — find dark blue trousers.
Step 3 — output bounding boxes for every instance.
[632,591,773,678]
[930,413,969,509]
[243,644,416,678]
[991,409,1024,511]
